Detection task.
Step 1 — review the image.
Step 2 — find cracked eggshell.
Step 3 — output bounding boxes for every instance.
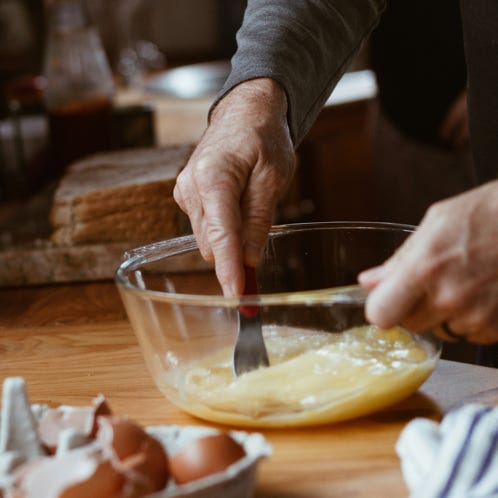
[37,396,111,453]
[9,449,124,498]
[146,426,271,498]
[97,416,170,494]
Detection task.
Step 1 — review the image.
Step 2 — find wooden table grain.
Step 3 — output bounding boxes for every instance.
[1,283,498,498]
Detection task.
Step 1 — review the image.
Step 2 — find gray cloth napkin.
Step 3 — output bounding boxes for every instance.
[396,403,498,498]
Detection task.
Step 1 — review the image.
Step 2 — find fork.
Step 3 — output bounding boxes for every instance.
[232,266,270,376]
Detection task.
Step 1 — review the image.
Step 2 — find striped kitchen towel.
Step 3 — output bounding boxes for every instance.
[396,404,498,498]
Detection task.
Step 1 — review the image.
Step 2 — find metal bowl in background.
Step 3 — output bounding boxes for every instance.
[144,60,231,99]
[144,61,378,104]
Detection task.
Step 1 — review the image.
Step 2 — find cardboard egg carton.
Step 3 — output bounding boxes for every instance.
[0,377,271,498]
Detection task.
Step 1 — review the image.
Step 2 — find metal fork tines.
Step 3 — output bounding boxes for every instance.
[233,305,270,377]
[233,265,270,376]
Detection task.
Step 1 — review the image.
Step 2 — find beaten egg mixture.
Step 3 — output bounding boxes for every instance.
[170,325,438,427]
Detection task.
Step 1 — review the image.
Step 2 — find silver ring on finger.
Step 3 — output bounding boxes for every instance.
[442,322,463,342]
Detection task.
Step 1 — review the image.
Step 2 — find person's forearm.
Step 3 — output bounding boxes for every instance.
[212,0,386,146]
[210,78,288,132]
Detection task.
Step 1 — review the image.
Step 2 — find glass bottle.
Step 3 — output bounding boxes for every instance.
[43,0,115,178]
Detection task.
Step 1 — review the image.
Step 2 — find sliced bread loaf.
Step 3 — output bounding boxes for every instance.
[50,144,193,245]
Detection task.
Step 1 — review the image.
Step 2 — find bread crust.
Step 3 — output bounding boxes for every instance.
[50,145,193,245]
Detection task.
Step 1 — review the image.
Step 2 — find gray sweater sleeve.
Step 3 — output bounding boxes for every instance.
[212,0,386,146]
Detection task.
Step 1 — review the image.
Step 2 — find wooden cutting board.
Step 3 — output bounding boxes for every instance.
[0,184,194,287]
[0,188,138,286]
[0,239,137,287]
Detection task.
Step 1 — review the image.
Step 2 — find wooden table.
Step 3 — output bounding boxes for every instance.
[1,283,498,497]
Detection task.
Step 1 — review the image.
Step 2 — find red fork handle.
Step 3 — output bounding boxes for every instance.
[239,265,259,317]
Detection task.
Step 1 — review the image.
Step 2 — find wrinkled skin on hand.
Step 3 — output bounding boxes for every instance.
[173,78,296,297]
[359,180,498,344]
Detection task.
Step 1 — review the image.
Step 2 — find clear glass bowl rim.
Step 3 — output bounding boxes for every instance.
[114,221,416,308]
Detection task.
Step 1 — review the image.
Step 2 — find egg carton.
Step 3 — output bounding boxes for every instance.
[147,426,269,498]
[0,377,271,498]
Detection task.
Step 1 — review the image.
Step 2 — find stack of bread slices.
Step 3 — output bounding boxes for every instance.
[50,144,193,246]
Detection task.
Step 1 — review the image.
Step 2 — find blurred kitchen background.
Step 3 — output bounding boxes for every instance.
[0,0,477,364]
[0,0,372,220]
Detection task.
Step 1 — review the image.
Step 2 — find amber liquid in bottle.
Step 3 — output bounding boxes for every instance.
[48,96,113,177]
[43,0,115,179]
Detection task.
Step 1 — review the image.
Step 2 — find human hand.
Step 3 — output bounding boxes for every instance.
[173,78,296,297]
[438,90,469,149]
[359,180,498,344]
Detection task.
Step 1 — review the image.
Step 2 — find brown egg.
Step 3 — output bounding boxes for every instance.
[169,433,246,484]
[97,415,170,493]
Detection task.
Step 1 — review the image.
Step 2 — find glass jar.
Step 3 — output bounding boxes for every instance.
[43,0,115,178]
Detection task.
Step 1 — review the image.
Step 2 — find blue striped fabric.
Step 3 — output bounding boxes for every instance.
[396,404,498,498]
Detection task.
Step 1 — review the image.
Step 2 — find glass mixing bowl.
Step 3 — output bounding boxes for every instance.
[115,222,441,428]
